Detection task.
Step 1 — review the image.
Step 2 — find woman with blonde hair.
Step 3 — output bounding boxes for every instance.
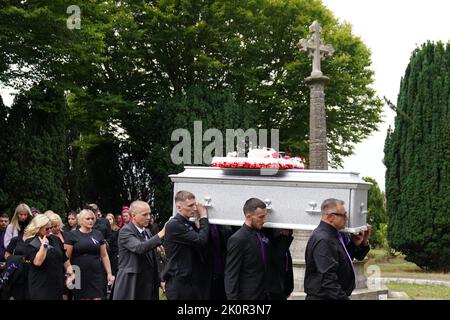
[4,203,32,248]
[47,212,65,243]
[65,209,114,300]
[24,214,75,300]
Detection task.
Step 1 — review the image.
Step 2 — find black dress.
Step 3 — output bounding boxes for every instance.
[2,236,30,300]
[109,229,119,276]
[66,229,106,299]
[24,235,67,300]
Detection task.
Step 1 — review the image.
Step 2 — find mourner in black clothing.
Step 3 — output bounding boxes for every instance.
[264,228,294,300]
[1,236,30,300]
[0,213,9,262]
[106,213,120,276]
[24,214,75,300]
[195,224,234,300]
[65,209,115,300]
[88,203,112,247]
[304,198,371,300]
[163,190,209,300]
[225,198,290,300]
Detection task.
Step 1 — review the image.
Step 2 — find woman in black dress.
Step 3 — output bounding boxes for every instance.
[105,213,119,276]
[24,214,75,300]
[1,236,30,300]
[65,209,114,300]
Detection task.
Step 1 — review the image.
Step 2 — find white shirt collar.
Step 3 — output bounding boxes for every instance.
[134,224,145,233]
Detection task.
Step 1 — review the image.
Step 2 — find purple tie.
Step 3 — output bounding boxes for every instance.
[256,232,266,265]
[338,233,355,275]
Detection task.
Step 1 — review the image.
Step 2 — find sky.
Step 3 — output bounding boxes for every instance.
[322,0,450,190]
[1,0,449,190]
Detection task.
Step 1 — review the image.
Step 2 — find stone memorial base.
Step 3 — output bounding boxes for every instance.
[289,230,389,300]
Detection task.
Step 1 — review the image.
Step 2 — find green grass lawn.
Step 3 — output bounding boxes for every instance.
[386,283,450,300]
[365,248,450,281]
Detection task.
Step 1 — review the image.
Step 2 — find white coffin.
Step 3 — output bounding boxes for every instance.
[169,167,370,233]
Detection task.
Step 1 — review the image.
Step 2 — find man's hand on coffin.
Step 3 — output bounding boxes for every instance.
[196,202,208,218]
[351,224,371,247]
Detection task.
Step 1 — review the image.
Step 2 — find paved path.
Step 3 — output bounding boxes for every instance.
[376,277,450,287]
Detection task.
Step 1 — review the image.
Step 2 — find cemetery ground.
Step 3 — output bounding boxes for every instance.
[365,248,450,300]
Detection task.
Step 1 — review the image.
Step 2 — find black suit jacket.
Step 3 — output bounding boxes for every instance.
[162,213,209,299]
[224,224,270,300]
[94,217,112,247]
[195,224,234,299]
[263,228,294,299]
[304,221,370,300]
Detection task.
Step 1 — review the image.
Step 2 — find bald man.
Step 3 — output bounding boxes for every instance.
[113,200,166,300]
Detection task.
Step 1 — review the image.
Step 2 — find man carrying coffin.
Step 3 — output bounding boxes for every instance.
[163,191,210,300]
[225,198,268,300]
[304,198,371,300]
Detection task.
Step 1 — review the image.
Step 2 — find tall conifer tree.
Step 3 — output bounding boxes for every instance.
[384,42,449,271]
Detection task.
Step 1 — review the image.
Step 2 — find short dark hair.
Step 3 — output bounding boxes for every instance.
[0,213,9,219]
[175,191,196,203]
[321,198,345,214]
[243,198,266,215]
[86,203,99,213]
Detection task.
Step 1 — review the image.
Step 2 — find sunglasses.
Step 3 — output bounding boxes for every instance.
[330,212,348,218]
[45,227,52,231]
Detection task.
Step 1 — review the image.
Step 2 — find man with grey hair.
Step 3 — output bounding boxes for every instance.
[304,198,371,300]
[113,200,166,300]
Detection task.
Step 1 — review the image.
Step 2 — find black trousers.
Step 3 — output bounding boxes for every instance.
[165,276,200,300]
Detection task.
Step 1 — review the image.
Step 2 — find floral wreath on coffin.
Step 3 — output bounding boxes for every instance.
[211,147,305,170]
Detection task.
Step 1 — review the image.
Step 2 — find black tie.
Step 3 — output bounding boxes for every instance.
[141,230,148,240]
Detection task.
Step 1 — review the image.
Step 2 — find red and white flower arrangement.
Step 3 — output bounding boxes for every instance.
[211,147,305,170]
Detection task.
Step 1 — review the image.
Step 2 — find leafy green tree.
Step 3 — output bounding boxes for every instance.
[137,85,254,221]
[2,0,383,220]
[0,96,8,210]
[384,42,449,271]
[363,177,387,247]
[3,83,67,214]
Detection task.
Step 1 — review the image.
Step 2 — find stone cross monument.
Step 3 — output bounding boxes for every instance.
[289,22,388,299]
[299,21,334,170]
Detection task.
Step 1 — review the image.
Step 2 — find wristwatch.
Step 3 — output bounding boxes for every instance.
[42,243,49,249]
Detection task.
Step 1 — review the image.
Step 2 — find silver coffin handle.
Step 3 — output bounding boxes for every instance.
[306,201,321,214]
[263,199,272,211]
[360,202,368,215]
[204,196,212,208]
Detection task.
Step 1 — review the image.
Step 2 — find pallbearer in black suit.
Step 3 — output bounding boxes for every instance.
[304,198,372,300]
[113,200,165,300]
[163,191,209,300]
[224,198,270,300]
